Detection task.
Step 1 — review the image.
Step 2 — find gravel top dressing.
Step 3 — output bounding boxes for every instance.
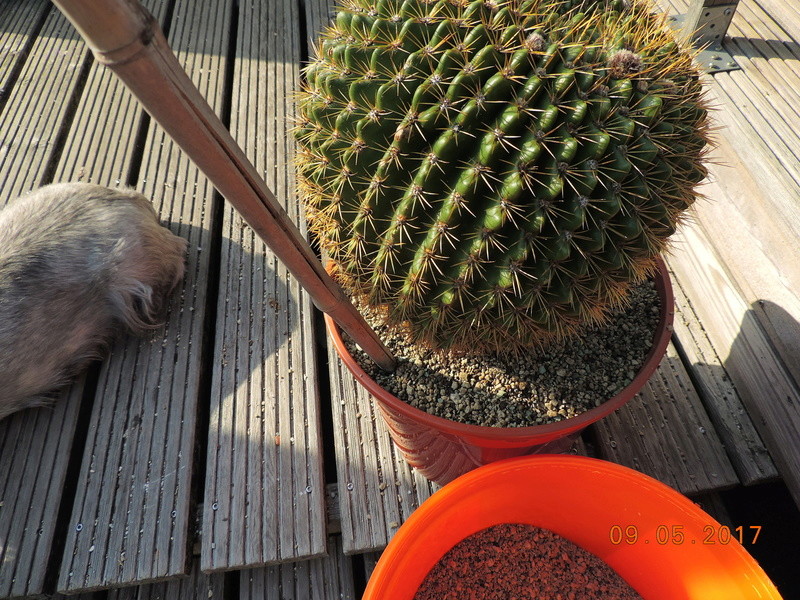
[347,280,660,427]
[412,523,644,600]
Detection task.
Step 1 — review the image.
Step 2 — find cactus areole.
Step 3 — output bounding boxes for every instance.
[297,0,709,354]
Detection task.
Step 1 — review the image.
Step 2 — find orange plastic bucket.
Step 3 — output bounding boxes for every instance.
[363,455,781,600]
[327,259,674,485]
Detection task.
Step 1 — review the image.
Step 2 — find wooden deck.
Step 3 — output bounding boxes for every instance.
[0,0,798,597]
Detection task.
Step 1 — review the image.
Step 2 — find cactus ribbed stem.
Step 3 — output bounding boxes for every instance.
[297,0,710,353]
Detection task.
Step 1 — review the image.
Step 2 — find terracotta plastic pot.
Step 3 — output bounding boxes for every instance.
[327,258,674,485]
[363,455,781,600]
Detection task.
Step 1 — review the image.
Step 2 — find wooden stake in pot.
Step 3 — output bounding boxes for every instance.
[50,0,396,372]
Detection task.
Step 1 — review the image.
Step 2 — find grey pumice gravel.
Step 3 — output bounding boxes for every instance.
[345,281,661,428]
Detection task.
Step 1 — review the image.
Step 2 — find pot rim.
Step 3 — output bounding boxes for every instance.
[326,256,674,440]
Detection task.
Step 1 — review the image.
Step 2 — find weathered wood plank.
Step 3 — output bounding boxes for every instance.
[662,0,800,243]
[716,71,800,189]
[326,344,438,554]
[239,536,356,600]
[33,594,98,600]
[703,84,800,239]
[670,267,778,485]
[572,435,591,457]
[726,33,800,137]
[0,382,83,599]
[0,5,92,597]
[667,222,800,507]
[678,75,800,405]
[0,3,89,200]
[661,0,800,408]
[52,1,172,186]
[750,0,800,43]
[593,343,739,495]
[700,1,800,384]
[57,0,231,591]
[690,140,800,379]
[362,551,382,582]
[0,0,49,109]
[202,0,326,572]
[737,2,800,67]
[107,560,225,600]
[326,483,342,535]
[658,0,800,499]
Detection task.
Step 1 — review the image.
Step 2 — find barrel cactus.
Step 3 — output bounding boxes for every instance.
[296,0,709,353]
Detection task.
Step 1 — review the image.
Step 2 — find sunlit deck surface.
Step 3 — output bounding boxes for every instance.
[0,0,798,597]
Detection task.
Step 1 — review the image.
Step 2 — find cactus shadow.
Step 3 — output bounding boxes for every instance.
[675,298,800,483]
[712,300,800,596]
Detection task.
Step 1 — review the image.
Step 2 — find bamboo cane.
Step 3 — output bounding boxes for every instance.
[51,0,396,371]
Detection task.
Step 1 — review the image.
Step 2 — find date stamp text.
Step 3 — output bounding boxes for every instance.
[609,525,762,546]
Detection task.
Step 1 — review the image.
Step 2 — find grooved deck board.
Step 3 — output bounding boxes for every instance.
[750,0,800,56]
[0,0,48,108]
[659,0,800,362]
[688,135,800,392]
[695,0,800,387]
[0,4,88,200]
[657,0,800,505]
[53,0,172,186]
[592,343,739,495]
[0,6,92,597]
[56,0,231,591]
[326,344,438,554]
[239,536,356,600]
[107,560,225,600]
[666,223,800,508]
[202,0,326,572]
[0,381,83,599]
[670,267,778,485]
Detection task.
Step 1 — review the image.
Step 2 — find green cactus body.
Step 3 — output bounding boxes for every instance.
[297,0,709,352]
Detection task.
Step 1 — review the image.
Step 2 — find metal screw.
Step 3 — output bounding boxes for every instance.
[305,486,313,494]
[346,482,354,491]
[76,523,83,532]
[211,502,219,510]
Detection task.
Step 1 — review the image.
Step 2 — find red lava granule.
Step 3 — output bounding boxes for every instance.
[413,523,644,600]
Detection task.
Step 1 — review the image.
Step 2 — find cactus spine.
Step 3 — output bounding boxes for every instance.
[296,0,709,353]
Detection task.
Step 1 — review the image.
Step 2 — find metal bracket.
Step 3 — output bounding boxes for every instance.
[680,4,738,47]
[668,5,740,74]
